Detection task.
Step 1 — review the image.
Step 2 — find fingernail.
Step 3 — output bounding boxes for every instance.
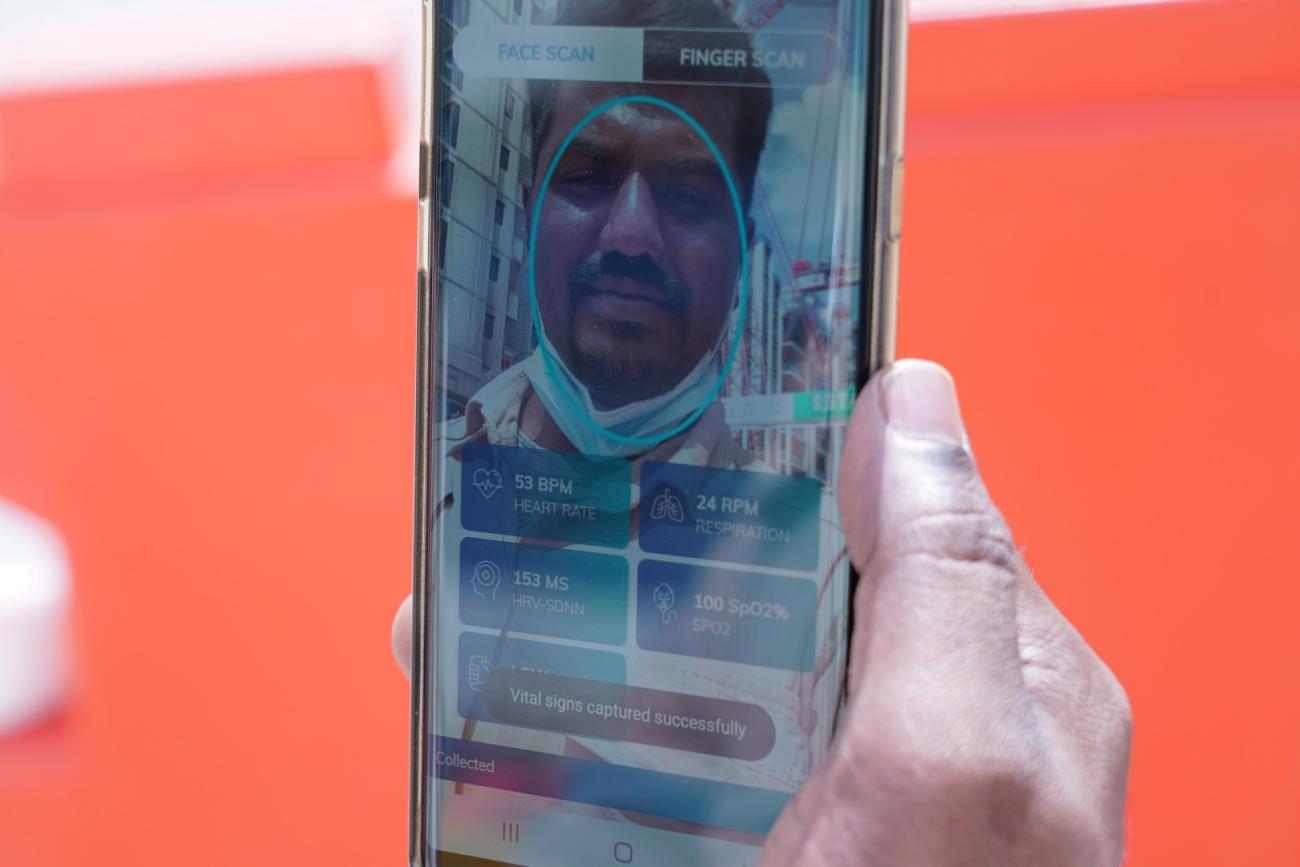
[881,360,966,447]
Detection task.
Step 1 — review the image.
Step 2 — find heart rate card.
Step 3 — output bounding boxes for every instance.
[459,443,633,548]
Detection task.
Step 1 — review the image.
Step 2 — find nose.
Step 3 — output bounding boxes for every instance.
[598,172,665,263]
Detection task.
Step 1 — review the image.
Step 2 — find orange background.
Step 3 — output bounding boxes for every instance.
[1,1,1297,864]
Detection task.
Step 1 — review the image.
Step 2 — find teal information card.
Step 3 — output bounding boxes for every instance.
[461,443,631,548]
[459,538,629,645]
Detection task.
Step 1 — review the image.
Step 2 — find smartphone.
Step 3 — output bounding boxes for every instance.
[412,1,905,864]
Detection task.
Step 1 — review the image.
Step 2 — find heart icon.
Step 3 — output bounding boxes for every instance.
[472,468,503,500]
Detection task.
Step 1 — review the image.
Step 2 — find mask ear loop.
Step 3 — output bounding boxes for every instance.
[713,249,750,379]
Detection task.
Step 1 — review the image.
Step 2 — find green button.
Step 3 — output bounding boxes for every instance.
[792,388,855,422]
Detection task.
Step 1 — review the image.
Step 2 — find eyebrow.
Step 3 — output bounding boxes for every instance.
[565,136,629,166]
[561,137,728,183]
[655,157,727,182]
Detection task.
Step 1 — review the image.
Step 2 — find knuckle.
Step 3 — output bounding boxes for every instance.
[881,444,1019,571]
[889,495,1023,583]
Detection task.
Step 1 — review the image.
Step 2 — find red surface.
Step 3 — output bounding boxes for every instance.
[1,1,1297,864]
[0,65,394,192]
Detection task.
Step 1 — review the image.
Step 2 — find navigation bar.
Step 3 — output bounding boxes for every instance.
[434,736,792,834]
[453,24,833,87]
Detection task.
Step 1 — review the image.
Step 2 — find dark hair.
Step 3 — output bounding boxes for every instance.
[527,0,773,209]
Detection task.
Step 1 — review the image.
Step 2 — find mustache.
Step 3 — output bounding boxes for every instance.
[569,251,691,317]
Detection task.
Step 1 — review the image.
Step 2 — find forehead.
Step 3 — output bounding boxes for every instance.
[538,81,742,168]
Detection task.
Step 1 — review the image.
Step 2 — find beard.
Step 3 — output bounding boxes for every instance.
[564,250,695,405]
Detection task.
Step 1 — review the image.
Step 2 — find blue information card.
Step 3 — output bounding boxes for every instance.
[459,538,629,646]
[638,461,821,571]
[636,559,818,672]
[457,631,626,722]
[460,443,632,548]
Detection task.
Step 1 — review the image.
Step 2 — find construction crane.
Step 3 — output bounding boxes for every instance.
[720,0,854,480]
[740,0,794,30]
[722,0,839,31]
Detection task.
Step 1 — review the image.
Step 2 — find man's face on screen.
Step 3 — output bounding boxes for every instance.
[532,81,746,408]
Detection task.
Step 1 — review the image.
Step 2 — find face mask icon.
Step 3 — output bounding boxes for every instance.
[650,489,686,523]
[471,560,502,600]
[652,583,677,624]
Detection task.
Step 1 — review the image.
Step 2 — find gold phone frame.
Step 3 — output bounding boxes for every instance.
[409,2,907,863]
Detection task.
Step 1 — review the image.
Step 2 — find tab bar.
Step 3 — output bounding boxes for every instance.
[452,24,832,87]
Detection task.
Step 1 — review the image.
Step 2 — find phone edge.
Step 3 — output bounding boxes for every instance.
[410,2,907,862]
[866,0,906,382]
[411,1,436,865]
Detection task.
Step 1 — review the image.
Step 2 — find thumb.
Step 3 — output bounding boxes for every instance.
[838,359,1027,707]
[759,361,1039,866]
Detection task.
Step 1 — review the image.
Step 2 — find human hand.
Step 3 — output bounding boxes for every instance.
[390,359,1131,866]
[758,360,1131,866]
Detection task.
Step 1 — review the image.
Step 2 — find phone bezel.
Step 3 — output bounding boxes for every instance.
[410,2,906,863]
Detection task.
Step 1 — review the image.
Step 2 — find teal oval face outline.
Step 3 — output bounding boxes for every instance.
[527,94,750,449]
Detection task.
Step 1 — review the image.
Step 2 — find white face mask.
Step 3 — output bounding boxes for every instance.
[521,316,730,459]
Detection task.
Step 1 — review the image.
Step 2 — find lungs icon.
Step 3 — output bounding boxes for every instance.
[650,489,686,522]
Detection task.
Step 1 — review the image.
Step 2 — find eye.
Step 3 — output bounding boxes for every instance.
[658,184,712,220]
[556,170,617,201]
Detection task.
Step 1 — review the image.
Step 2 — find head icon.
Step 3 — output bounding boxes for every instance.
[652,583,677,623]
[471,560,503,600]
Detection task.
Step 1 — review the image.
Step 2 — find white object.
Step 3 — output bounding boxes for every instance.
[0,498,71,735]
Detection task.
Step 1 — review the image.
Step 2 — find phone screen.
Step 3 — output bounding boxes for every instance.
[424,1,878,864]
